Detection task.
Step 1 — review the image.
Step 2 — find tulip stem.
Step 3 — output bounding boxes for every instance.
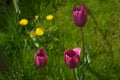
[73,68,76,80]
[80,28,86,80]
[73,68,79,80]
[80,28,85,61]
[38,69,41,78]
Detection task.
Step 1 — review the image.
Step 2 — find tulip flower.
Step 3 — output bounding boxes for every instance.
[64,48,81,68]
[34,48,48,67]
[72,5,88,27]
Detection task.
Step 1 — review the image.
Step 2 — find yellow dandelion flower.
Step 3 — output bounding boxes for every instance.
[30,31,36,38]
[35,28,44,36]
[46,15,53,20]
[35,15,39,19]
[19,19,28,26]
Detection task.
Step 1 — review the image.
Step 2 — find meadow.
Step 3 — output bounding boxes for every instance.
[0,0,120,80]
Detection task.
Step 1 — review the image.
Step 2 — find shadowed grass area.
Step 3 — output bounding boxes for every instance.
[0,0,120,79]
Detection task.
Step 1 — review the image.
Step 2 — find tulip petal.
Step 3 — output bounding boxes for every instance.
[64,48,81,68]
[72,5,88,27]
[73,47,81,56]
[34,48,48,67]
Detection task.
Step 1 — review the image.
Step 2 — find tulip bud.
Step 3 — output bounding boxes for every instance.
[72,5,88,27]
[34,48,48,67]
[64,48,81,68]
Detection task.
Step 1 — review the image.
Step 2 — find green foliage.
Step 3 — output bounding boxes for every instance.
[0,0,120,80]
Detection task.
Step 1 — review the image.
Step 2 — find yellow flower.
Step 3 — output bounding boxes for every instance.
[30,31,36,38]
[35,28,44,36]
[46,15,53,20]
[19,19,28,26]
[35,15,39,20]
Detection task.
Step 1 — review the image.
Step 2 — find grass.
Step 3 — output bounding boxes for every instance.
[0,0,120,80]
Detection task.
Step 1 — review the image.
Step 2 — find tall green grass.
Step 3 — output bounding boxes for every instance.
[0,0,120,80]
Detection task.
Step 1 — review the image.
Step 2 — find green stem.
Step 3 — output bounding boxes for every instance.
[73,68,79,80]
[73,68,76,80]
[39,69,41,78]
[80,28,86,80]
[80,28,85,62]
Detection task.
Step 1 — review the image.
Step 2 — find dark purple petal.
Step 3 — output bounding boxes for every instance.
[34,48,48,67]
[72,5,88,27]
[64,50,76,57]
[64,48,81,68]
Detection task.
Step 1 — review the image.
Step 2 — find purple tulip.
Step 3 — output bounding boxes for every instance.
[34,48,48,67]
[72,5,88,27]
[64,48,81,68]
